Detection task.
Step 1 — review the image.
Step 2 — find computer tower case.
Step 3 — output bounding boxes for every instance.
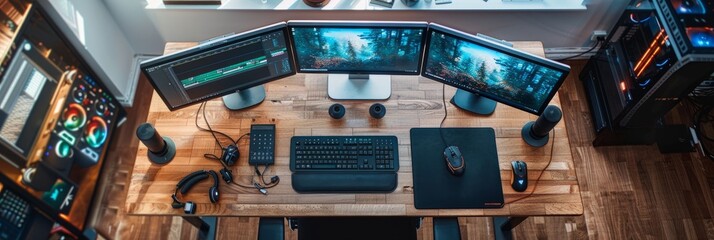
[580,0,714,146]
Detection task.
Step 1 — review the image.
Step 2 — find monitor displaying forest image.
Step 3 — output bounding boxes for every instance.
[291,27,424,73]
[423,31,566,113]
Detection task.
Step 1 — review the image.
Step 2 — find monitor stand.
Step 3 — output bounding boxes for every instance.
[450,89,497,115]
[222,85,266,110]
[327,74,391,100]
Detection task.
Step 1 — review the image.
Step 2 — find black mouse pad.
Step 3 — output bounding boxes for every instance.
[410,128,504,209]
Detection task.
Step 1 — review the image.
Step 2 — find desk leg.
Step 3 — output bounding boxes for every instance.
[493,217,527,240]
[182,216,217,240]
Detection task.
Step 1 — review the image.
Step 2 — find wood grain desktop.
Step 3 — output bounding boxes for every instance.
[124,41,582,218]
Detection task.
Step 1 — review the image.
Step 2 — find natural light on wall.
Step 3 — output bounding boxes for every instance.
[48,0,86,46]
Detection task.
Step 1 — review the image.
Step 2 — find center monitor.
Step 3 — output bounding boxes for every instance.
[288,21,427,100]
[422,23,570,115]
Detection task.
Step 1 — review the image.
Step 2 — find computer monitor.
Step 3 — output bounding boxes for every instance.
[288,21,427,100]
[422,23,570,115]
[141,22,296,111]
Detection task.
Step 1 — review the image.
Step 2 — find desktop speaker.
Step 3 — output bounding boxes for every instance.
[401,0,419,6]
[303,0,330,7]
[521,105,561,147]
[369,103,386,119]
[136,123,176,164]
[329,103,346,119]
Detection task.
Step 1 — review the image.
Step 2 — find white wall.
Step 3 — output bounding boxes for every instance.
[102,0,165,55]
[105,0,628,55]
[39,0,136,103]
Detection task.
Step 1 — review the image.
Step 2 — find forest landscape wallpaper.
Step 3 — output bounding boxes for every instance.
[291,27,424,73]
[424,32,565,112]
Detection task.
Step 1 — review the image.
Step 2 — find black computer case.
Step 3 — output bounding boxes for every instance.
[580,0,714,146]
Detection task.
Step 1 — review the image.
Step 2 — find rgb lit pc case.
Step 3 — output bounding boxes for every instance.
[0,4,126,235]
[580,0,714,146]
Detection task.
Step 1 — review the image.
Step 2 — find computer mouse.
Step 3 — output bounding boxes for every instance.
[443,146,465,176]
[221,144,239,166]
[511,160,528,192]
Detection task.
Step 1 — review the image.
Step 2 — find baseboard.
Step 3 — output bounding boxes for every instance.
[116,55,158,107]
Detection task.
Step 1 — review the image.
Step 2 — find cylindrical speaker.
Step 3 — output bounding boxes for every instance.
[303,0,330,7]
[401,0,419,6]
[521,105,562,147]
[136,123,176,164]
[329,103,345,119]
[369,103,386,119]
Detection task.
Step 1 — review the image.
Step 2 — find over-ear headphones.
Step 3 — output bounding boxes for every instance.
[221,144,239,166]
[171,170,220,214]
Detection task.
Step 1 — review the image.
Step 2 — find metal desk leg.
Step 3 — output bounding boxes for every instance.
[493,217,527,240]
[182,216,217,240]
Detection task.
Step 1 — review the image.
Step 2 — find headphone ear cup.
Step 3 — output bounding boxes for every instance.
[209,187,219,203]
[221,145,239,166]
[219,168,233,184]
[207,170,219,203]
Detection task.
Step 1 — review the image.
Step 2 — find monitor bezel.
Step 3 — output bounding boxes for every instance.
[421,23,570,115]
[140,22,297,111]
[287,20,428,75]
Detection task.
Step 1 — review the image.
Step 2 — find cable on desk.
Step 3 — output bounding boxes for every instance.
[195,102,237,148]
[255,165,280,189]
[195,102,264,191]
[505,128,556,205]
[439,84,449,146]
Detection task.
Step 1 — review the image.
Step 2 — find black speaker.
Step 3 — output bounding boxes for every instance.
[522,105,561,147]
[136,123,176,164]
[369,103,386,119]
[329,103,345,119]
[401,0,419,6]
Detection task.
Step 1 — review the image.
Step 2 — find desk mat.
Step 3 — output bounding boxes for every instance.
[410,128,504,209]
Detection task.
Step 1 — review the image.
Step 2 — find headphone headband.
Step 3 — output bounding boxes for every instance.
[172,169,220,211]
[177,170,206,188]
[208,170,219,188]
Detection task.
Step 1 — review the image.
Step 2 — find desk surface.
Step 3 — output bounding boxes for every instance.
[125,41,582,217]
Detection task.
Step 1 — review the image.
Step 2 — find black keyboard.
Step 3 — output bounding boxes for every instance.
[0,189,30,240]
[290,136,399,193]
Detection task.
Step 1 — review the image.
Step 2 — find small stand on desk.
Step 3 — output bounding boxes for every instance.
[449,33,513,115]
[450,89,497,115]
[222,85,266,110]
[328,74,391,100]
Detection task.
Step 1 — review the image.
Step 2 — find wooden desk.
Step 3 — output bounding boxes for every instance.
[126,41,582,238]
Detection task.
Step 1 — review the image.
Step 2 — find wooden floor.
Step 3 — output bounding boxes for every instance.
[91,61,714,239]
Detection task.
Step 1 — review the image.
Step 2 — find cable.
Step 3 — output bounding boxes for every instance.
[195,102,237,148]
[554,39,603,62]
[505,128,556,205]
[195,102,262,190]
[439,84,449,146]
[255,165,280,189]
[693,105,714,160]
